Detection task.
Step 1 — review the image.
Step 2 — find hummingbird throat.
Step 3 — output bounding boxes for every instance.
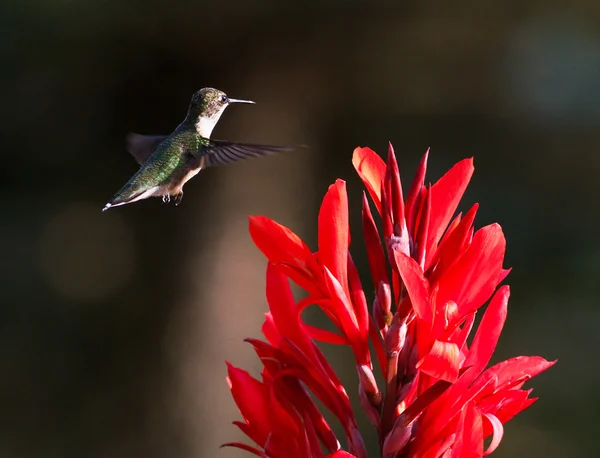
[194,109,226,138]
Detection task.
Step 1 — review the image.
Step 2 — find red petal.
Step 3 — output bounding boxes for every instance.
[479,356,556,392]
[262,312,281,346]
[305,325,349,345]
[427,204,478,278]
[226,363,271,445]
[362,193,389,288]
[450,312,476,352]
[319,180,350,297]
[410,375,495,458]
[436,224,506,316]
[482,413,503,455]
[221,442,266,457]
[352,146,386,214]
[322,266,369,365]
[276,376,340,453]
[369,317,387,378]
[321,267,358,329]
[266,264,314,357]
[498,268,511,284]
[393,250,432,322]
[347,254,370,343]
[417,340,461,383]
[382,420,413,456]
[270,263,320,297]
[426,158,474,259]
[326,452,358,458]
[405,149,429,234]
[398,376,454,425]
[451,402,483,458]
[265,379,305,457]
[494,394,537,425]
[464,286,509,379]
[415,185,431,268]
[380,178,394,240]
[249,216,312,266]
[416,289,511,433]
[386,143,407,233]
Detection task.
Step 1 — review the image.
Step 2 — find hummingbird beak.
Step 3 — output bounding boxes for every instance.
[228,98,255,105]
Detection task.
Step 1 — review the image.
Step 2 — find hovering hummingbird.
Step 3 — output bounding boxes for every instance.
[102,87,300,211]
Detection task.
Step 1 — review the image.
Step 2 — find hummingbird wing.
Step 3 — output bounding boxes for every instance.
[126,133,168,165]
[201,140,302,168]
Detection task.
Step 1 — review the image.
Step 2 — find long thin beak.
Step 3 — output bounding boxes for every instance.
[228,98,255,104]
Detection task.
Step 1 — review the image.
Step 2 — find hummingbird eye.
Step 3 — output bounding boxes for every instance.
[220,95,228,104]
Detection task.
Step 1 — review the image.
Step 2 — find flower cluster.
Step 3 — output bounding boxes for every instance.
[224,145,555,457]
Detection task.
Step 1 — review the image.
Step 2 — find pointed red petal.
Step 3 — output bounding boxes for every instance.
[221,442,266,457]
[362,193,389,288]
[497,268,511,284]
[226,363,271,445]
[380,178,394,240]
[393,250,432,322]
[266,263,314,356]
[426,158,474,257]
[479,356,556,391]
[319,180,350,296]
[305,325,349,345]
[352,146,386,214]
[415,185,431,268]
[405,149,429,234]
[262,312,281,346]
[495,394,537,424]
[321,266,369,366]
[464,286,509,379]
[274,376,339,454]
[427,203,478,276]
[249,216,312,266]
[386,143,407,233]
[269,263,320,298]
[347,254,370,343]
[294,389,340,453]
[436,224,506,316]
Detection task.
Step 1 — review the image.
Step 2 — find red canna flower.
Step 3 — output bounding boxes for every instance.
[224,144,555,457]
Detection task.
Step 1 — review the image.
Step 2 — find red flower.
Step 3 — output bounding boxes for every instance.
[225,144,555,457]
[224,263,366,458]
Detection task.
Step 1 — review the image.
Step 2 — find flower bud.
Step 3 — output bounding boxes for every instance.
[373,297,389,334]
[388,233,410,257]
[357,364,381,406]
[377,282,392,316]
[382,416,413,457]
[359,385,381,429]
[385,320,407,357]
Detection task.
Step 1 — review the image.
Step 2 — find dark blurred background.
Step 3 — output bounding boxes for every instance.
[1,1,597,457]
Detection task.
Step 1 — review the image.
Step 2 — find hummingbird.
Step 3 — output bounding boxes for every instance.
[102,87,300,211]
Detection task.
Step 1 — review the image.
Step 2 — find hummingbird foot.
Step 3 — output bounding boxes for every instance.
[162,195,171,204]
[174,192,184,206]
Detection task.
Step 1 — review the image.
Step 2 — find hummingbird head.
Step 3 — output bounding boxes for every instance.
[187,87,255,137]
